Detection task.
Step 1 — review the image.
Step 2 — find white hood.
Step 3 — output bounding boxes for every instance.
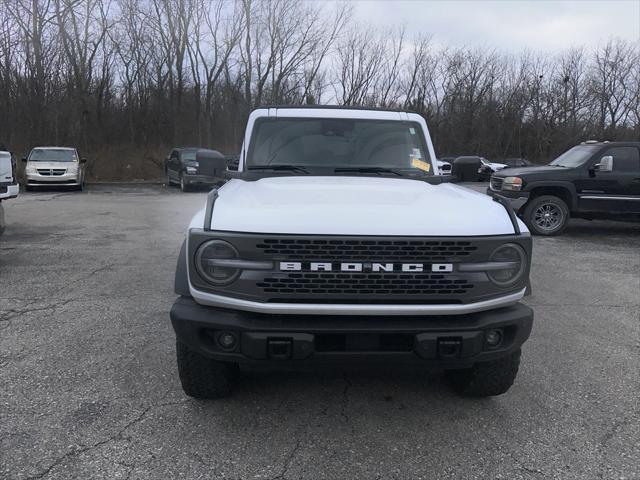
[193,176,526,236]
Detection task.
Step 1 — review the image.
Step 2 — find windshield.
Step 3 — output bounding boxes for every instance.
[549,145,596,168]
[246,118,433,175]
[181,150,198,161]
[29,148,77,162]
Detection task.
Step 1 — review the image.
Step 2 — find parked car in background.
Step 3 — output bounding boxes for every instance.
[503,158,534,168]
[436,159,452,175]
[1,150,19,235]
[225,154,240,171]
[0,151,19,201]
[489,141,640,235]
[23,147,86,191]
[165,147,228,192]
[478,157,507,181]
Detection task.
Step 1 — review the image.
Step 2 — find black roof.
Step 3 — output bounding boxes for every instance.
[256,104,415,114]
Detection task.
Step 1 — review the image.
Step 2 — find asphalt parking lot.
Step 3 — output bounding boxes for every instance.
[1,184,639,480]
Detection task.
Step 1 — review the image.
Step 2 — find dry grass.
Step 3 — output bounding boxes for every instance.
[85,145,169,181]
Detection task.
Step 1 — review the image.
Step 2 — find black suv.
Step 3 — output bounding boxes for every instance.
[165,147,227,192]
[489,141,640,235]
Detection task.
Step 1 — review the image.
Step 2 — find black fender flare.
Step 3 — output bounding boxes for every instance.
[174,239,191,297]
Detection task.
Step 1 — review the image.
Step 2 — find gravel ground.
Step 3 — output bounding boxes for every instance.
[1,184,638,480]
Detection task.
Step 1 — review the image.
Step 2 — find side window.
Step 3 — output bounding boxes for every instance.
[171,150,178,160]
[603,147,640,172]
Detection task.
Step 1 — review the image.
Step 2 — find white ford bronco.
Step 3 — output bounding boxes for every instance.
[171,106,533,398]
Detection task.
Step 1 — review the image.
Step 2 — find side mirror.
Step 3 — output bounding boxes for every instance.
[80,157,87,163]
[451,157,482,182]
[196,149,227,184]
[595,155,613,173]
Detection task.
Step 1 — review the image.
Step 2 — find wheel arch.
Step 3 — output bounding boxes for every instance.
[525,181,576,211]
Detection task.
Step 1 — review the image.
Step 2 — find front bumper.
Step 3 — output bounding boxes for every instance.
[171,297,534,367]
[0,184,19,200]
[27,173,80,185]
[488,188,529,212]
[183,173,219,186]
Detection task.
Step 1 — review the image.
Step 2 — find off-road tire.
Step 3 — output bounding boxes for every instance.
[176,340,238,399]
[445,349,521,397]
[522,195,570,236]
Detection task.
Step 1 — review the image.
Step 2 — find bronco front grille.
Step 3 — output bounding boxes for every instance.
[257,272,473,297]
[188,231,531,305]
[255,239,477,262]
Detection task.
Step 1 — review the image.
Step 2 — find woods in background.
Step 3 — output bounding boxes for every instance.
[0,0,638,179]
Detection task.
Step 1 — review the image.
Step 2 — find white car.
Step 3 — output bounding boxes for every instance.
[436,159,452,175]
[23,146,86,190]
[169,106,534,400]
[0,150,19,235]
[478,157,507,180]
[0,151,19,201]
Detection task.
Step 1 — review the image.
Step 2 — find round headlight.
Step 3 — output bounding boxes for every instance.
[488,243,526,287]
[195,240,240,285]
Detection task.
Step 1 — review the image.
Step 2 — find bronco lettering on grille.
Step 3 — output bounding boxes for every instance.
[279,262,453,273]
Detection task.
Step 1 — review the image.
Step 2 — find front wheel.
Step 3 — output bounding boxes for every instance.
[522,195,570,236]
[176,340,238,399]
[445,349,521,397]
[179,174,190,192]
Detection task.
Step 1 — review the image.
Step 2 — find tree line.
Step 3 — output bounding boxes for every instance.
[0,0,638,179]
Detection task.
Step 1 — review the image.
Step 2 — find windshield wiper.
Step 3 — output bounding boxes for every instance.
[333,167,408,177]
[248,165,309,174]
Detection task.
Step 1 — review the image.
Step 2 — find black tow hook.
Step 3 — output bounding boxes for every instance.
[437,338,462,359]
[267,339,293,360]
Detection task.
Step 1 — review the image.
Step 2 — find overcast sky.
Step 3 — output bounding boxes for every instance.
[347,0,640,52]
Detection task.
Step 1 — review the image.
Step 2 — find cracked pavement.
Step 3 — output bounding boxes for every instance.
[1,184,639,479]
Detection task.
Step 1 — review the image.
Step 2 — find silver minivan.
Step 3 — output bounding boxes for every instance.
[23,147,86,190]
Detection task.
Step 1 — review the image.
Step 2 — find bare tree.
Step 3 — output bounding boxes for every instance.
[590,39,635,136]
[334,25,385,105]
[54,0,111,148]
[0,0,637,180]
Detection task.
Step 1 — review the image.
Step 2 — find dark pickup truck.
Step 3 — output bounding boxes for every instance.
[489,141,640,235]
[165,147,229,192]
